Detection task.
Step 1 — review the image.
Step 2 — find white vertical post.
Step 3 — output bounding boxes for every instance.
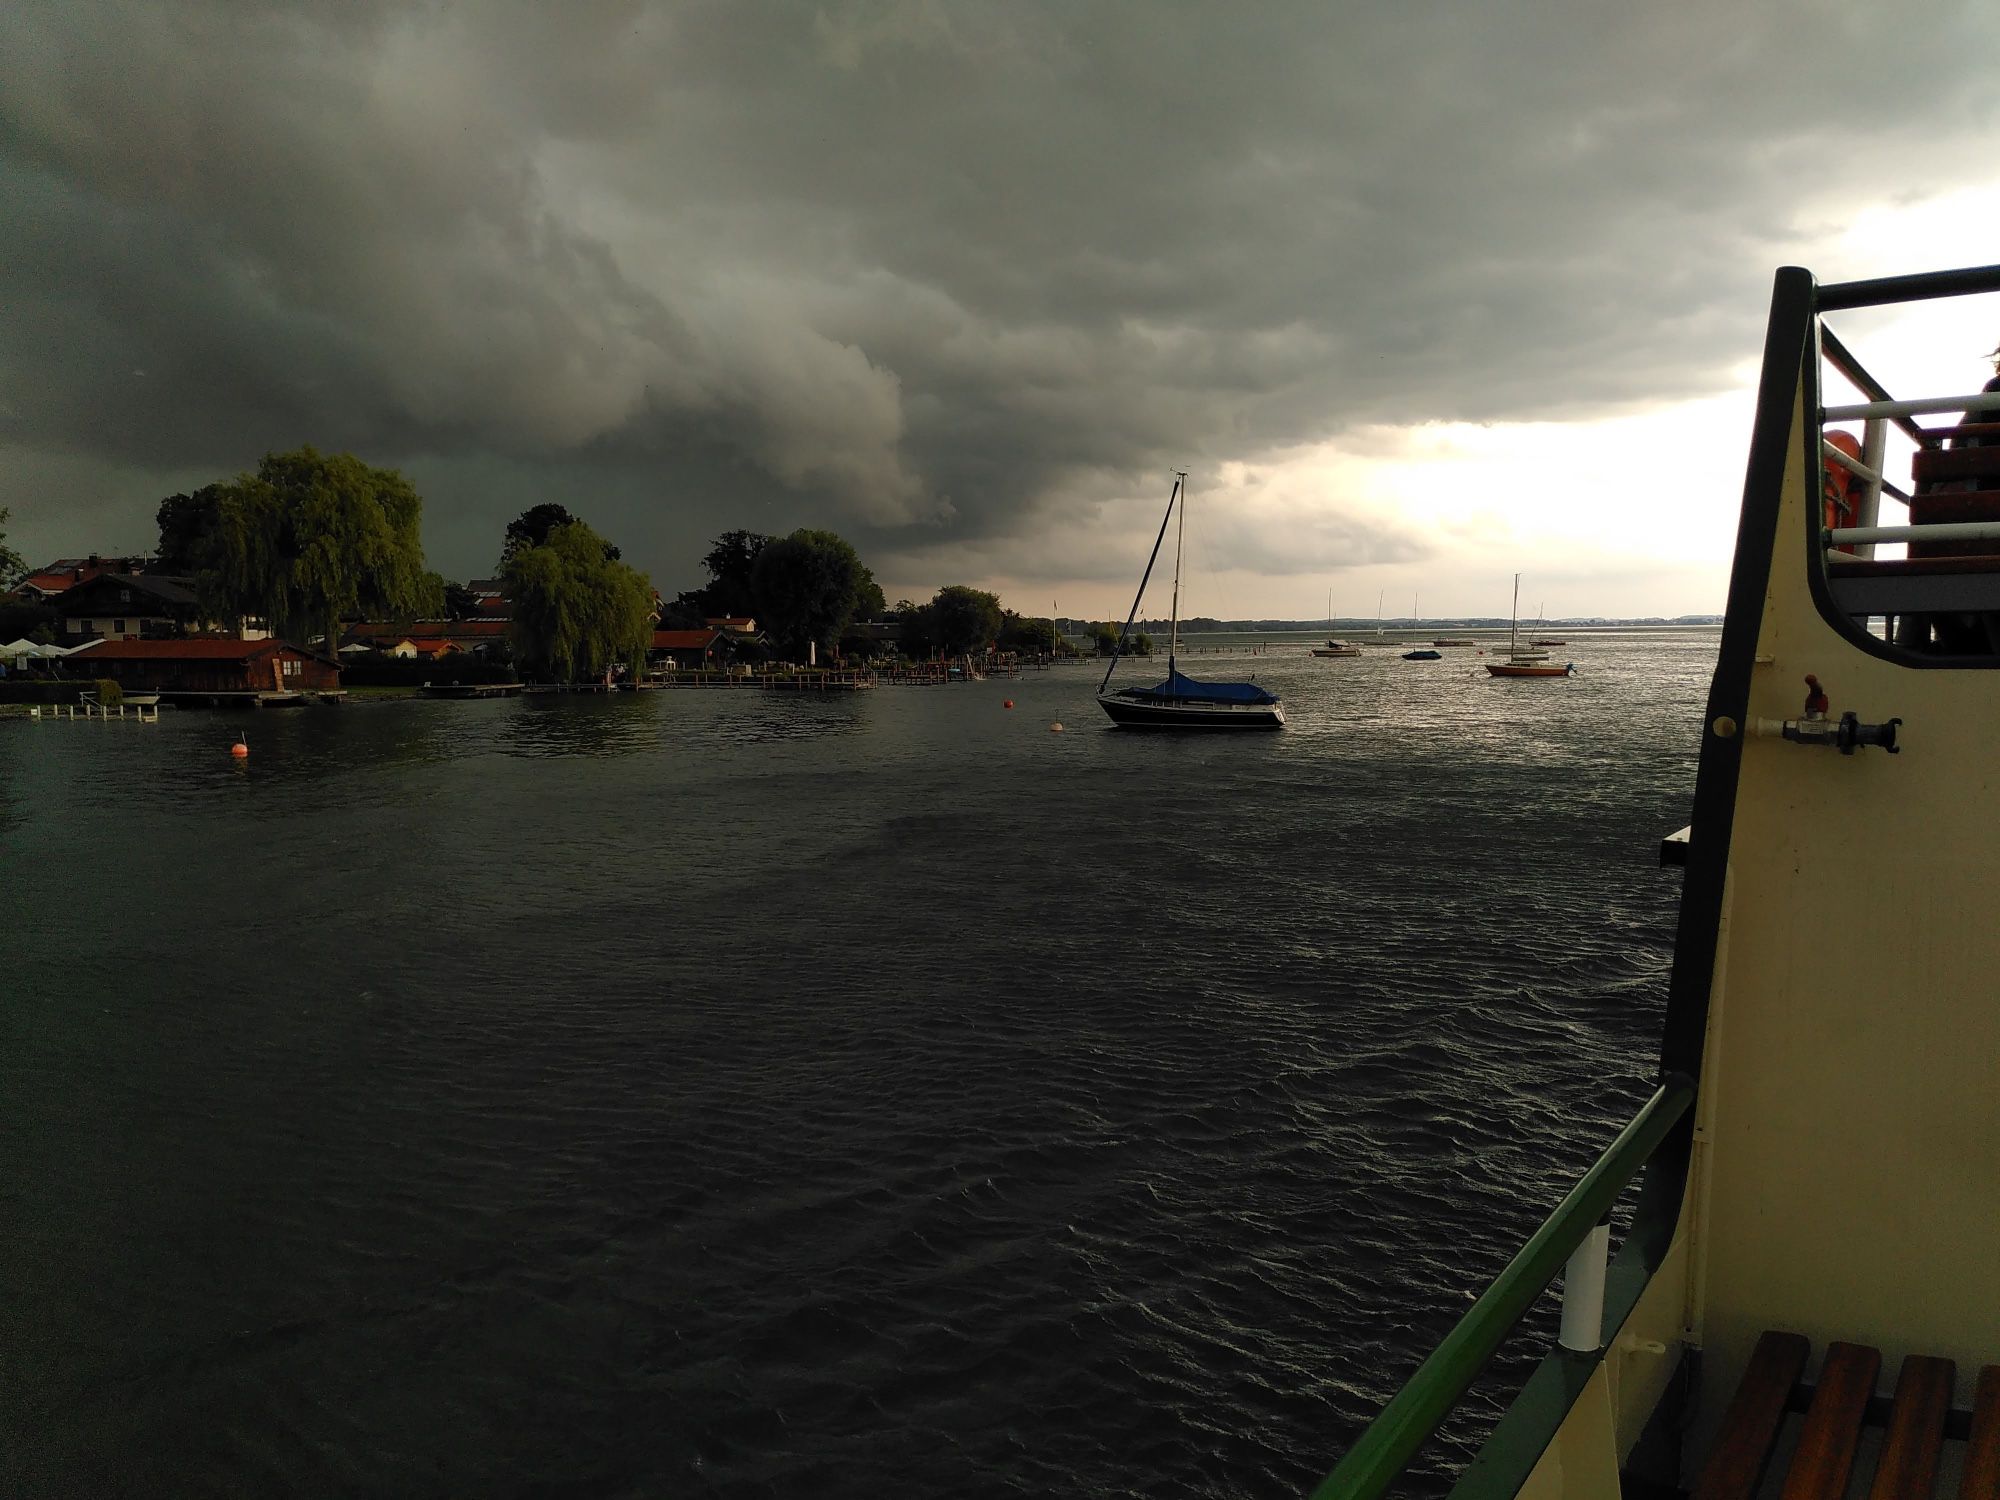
[1558,1220,1611,1352]
[1858,418,1887,560]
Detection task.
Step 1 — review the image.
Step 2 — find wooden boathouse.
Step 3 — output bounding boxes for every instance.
[67,638,342,703]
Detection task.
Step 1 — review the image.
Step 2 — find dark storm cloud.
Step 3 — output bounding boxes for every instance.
[3,0,1997,589]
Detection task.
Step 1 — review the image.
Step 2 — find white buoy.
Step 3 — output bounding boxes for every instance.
[1049,721,1064,733]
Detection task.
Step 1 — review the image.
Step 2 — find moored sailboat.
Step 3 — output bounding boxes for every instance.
[1486,573,1572,677]
[1311,589,1363,655]
[1097,473,1284,729]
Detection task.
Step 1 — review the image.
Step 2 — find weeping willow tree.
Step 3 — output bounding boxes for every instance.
[503,520,655,682]
[200,448,439,649]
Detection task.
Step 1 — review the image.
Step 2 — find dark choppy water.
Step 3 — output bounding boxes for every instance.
[1,631,1712,1498]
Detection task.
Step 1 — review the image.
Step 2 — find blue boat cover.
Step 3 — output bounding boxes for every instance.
[1123,669,1278,705]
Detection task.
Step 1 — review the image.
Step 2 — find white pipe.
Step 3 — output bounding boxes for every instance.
[1828,521,2000,546]
[1820,439,1883,485]
[1822,391,2000,422]
[1857,419,1887,558]
[1559,1221,1612,1352]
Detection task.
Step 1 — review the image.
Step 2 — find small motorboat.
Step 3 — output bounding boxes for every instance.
[1402,649,1443,661]
[1312,639,1362,657]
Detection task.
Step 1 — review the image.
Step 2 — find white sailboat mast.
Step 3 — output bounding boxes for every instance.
[1168,469,1187,673]
[1511,573,1521,655]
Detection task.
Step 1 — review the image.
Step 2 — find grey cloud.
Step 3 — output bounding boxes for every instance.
[3,0,1997,596]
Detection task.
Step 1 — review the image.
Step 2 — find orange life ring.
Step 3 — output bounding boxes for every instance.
[1823,429,1864,552]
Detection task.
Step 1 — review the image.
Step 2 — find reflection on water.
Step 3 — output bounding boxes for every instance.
[497,693,664,758]
[0,631,1716,1499]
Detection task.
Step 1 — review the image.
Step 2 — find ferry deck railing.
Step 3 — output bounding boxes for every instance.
[1808,265,2000,650]
[1307,265,2000,1500]
[1308,1075,1696,1500]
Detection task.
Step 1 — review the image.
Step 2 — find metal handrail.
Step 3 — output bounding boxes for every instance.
[1817,263,2000,311]
[1823,391,2000,423]
[1828,521,2000,547]
[1820,326,1931,448]
[1819,438,1911,504]
[1307,1074,1697,1500]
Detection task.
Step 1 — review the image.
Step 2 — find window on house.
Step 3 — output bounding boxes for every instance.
[120,589,131,602]
[113,619,126,633]
[65,618,82,634]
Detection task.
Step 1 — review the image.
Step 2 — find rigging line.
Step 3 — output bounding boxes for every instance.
[1100,474,1181,693]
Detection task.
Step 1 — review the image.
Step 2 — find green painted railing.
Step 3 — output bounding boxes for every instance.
[1308,1074,1697,1500]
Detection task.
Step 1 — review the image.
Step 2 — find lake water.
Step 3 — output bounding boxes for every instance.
[1,630,1715,1498]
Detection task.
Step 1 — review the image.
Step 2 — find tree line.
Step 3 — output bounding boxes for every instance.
[4,444,1110,677]
[664,530,1075,663]
[152,454,657,681]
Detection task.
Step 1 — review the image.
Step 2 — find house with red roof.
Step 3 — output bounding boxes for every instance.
[50,573,205,641]
[7,555,157,602]
[650,628,729,669]
[68,638,341,696]
[340,619,511,656]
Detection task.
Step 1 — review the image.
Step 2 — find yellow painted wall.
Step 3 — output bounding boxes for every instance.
[1685,381,2000,1444]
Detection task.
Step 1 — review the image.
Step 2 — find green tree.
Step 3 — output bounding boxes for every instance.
[0,507,25,587]
[442,580,480,620]
[155,486,224,574]
[894,599,936,659]
[751,529,869,660]
[930,585,1003,656]
[688,529,771,619]
[504,521,655,681]
[501,503,620,566]
[855,566,887,620]
[997,611,1059,653]
[203,448,440,650]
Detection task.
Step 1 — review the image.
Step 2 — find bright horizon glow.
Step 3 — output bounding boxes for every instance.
[906,183,2000,622]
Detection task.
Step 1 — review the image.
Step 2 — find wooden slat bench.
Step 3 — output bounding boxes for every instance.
[1695,1331,2000,1500]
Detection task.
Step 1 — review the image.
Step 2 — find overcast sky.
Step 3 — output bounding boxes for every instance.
[5,1,2000,619]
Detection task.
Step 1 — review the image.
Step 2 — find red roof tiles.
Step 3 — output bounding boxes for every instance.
[69,638,289,661]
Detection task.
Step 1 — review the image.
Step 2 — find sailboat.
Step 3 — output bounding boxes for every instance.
[1486,574,1572,677]
[1097,473,1285,728]
[1311,588,1361,656]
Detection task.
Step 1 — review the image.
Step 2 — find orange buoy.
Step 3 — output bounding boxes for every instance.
[230,737,249,759]
[1003,699,1015,709]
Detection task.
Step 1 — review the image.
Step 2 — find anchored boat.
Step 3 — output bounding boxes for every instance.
[1313,589,1364,656]
[1311,261,2000,1499]
[1097,472,1284,729]
[1485,574,1570,677]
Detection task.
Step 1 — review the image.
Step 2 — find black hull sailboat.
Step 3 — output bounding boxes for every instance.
[1096,472,1285,730]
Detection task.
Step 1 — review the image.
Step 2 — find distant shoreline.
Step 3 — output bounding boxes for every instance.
[1125,618,1723,633]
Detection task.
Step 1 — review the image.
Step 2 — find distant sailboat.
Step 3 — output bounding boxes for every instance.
[1312,588,1361,657]
[1486,574,1574,678]
[1097,473,1286,728]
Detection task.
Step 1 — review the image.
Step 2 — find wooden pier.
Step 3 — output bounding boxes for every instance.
[652,671,875,692]
[28,701,161,723]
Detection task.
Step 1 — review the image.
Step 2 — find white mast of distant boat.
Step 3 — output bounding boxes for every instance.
[1511,573,1521,656]
[1168,469,1186,677]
